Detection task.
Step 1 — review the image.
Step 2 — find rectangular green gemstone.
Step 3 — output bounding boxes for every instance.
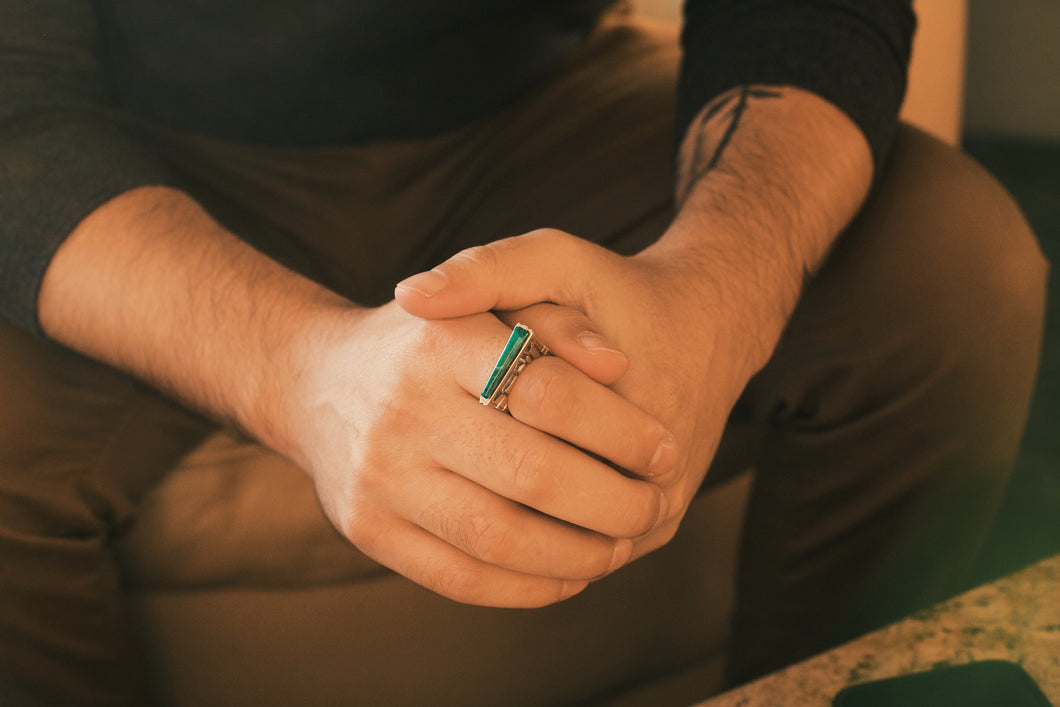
[480,324,531,403]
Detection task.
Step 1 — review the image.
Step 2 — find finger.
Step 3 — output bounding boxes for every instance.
[495,303,628,386]
[430,315,668,536]
[505,356,678,479]
[454,321,676,479]
[356,514,589,608]
[395,229,600,319]
[432,407,666,539]
[392,464,633,580]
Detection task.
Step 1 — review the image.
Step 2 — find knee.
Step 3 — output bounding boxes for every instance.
[867,125,1048,358]
[814,126,1049,462]
[876,127,1047,448]
[936,138,1049,339]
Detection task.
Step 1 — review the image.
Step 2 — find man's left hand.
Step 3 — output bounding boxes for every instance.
[396,228,765,558]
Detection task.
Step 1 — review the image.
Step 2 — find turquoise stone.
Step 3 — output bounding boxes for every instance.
[480,324,531,402]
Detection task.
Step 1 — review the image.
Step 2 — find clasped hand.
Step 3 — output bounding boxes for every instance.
[397,229,758,557]
[287,290,677,608]
[290,229,754,609]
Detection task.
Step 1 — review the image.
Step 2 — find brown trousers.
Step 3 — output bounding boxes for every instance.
[0,14,1048,705]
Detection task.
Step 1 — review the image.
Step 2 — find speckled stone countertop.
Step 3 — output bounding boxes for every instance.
[695,553,1060,706]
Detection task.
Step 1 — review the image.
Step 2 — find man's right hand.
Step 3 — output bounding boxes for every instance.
[284,301,675,607]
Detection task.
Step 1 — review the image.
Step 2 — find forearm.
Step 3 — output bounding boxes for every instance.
[641,85,873,372]
[37,185,360,459]
[388,87,874,554]
[37,186,679,606]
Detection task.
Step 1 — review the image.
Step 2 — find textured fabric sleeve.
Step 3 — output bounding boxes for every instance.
[676,0,916,173]
[0,1,182,335]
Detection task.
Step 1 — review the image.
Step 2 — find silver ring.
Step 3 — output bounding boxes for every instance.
[479,323,551,413]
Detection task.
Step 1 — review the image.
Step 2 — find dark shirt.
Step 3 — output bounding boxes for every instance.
[0,0,914,335]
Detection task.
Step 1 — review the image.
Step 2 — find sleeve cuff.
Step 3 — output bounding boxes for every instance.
[0,116,184,336]
[676,0,916,174]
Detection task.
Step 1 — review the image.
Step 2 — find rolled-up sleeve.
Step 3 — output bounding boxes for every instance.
[0,1,180,335]
[676,0,916,172]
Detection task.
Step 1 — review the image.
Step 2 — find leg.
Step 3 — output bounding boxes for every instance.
[0,318,211,705]
[723,125,1049,684]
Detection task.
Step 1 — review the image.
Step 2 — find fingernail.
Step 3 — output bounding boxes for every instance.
[577,331,624,355]
[648,436,678,477]
[609,538,634,573]
[654,490,671,530]
[395,269,448,298]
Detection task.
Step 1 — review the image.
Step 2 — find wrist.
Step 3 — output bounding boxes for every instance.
[251,294,368,467]
[636,215,798,380]
[645,85,873,377]
[39,185,367,467]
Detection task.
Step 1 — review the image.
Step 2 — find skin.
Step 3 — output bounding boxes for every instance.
[395,85,873,561]
[37,84,871,608]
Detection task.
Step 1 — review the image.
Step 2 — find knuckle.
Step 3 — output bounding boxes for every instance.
[524,227,569,245]
[425,564,479,602]
[622,486,664,537]
[404,317,447,360]
[506,444,548,499]
[374,323,453,422]
[337,499,384,552]
[359,410,418,479]
[424,501,512,566]
[524,227,592,259]
[328,448,404,551]
[450,244,498,275]
[516,359,577,424]
[457,514,510,564]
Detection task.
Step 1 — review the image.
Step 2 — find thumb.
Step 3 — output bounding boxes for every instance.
[394,229,590,319]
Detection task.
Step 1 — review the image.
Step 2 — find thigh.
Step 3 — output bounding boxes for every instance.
[722,124,1049,684]
[0,316,211,704]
